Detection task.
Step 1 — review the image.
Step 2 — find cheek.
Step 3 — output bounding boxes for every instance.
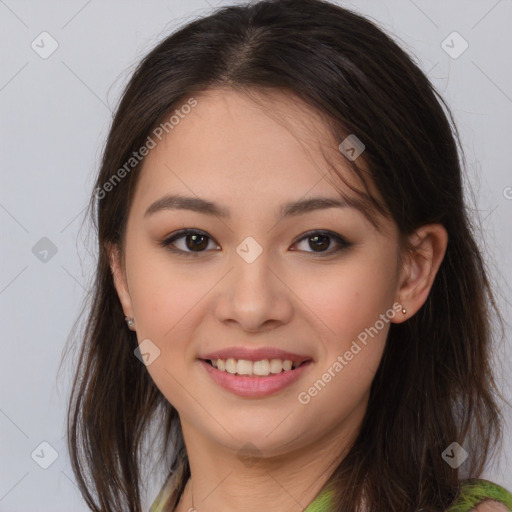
[126,245,210,340]
[126,254,202,410]
[292,255,398,350]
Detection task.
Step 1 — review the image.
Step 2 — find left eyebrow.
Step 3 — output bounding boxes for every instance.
[143,194,365,220]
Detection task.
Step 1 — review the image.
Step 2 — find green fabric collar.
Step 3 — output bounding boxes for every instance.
[303,481,335,512]
[448,479,512,511]
[149,478,512,511]
[302,478,512,512]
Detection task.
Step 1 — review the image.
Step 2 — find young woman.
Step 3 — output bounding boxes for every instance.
[66,0,512,510]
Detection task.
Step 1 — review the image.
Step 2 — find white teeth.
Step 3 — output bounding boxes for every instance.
[208,357,304,377]
[269,359,283,374]
[236,359,253,375]
[225,358,237,374]
[253,360,270,376]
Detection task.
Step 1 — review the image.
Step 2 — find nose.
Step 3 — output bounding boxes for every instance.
[214,246,294,334]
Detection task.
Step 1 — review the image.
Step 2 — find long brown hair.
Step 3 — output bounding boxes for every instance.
[63,0,508,510]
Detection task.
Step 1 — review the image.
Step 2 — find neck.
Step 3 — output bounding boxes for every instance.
[175,415,363,512]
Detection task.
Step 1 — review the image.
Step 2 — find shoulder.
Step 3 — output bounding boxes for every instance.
[448,479,512,512]
[471,501,509,512]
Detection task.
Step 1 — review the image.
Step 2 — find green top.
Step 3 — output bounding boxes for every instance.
[150,477,512,511]
[301,479,512,512]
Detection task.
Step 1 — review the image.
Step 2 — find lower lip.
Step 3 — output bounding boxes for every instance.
[199,360,312,398]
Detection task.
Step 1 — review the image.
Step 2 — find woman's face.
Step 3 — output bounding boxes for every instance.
[111,88,407,459]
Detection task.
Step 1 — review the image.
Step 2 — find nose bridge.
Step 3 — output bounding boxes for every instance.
[232,235,275,300]
[215,235,292,331]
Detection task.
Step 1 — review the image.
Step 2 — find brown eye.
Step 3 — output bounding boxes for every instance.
[161,229,218,255]
[185,233,209,251]
[292,230,351,255]
[307,234,330,251]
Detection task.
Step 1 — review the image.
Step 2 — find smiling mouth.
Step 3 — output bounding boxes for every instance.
[202,357,311,377]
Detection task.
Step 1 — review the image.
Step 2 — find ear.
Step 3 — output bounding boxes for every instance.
[106,242,135,328]
[392,223,448,324]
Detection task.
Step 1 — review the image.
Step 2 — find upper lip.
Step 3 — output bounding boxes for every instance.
[199,347,312,363]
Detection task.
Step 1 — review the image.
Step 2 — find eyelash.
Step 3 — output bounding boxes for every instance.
[160,229,351,257]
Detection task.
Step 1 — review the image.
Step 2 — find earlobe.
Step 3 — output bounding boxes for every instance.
[106,242,134,324]
[392,224,448,323]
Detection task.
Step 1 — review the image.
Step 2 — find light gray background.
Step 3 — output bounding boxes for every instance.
[1,0,511,510]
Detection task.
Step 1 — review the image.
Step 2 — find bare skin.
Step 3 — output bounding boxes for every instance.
[473,501,509,512]
[109,88,448,512]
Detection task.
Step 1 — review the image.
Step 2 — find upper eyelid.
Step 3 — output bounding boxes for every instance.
[163,229,219,246]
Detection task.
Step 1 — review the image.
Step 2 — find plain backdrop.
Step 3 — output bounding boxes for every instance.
[1,0,511,510]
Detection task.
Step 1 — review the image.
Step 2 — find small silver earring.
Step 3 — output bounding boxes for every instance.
[402,307,407,315]
[125,316,135,327]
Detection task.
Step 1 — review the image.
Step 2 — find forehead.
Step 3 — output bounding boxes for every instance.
[130,87,375,222]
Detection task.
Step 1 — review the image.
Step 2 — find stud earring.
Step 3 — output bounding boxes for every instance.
[402,307,407,314]
[125,316,135,327]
